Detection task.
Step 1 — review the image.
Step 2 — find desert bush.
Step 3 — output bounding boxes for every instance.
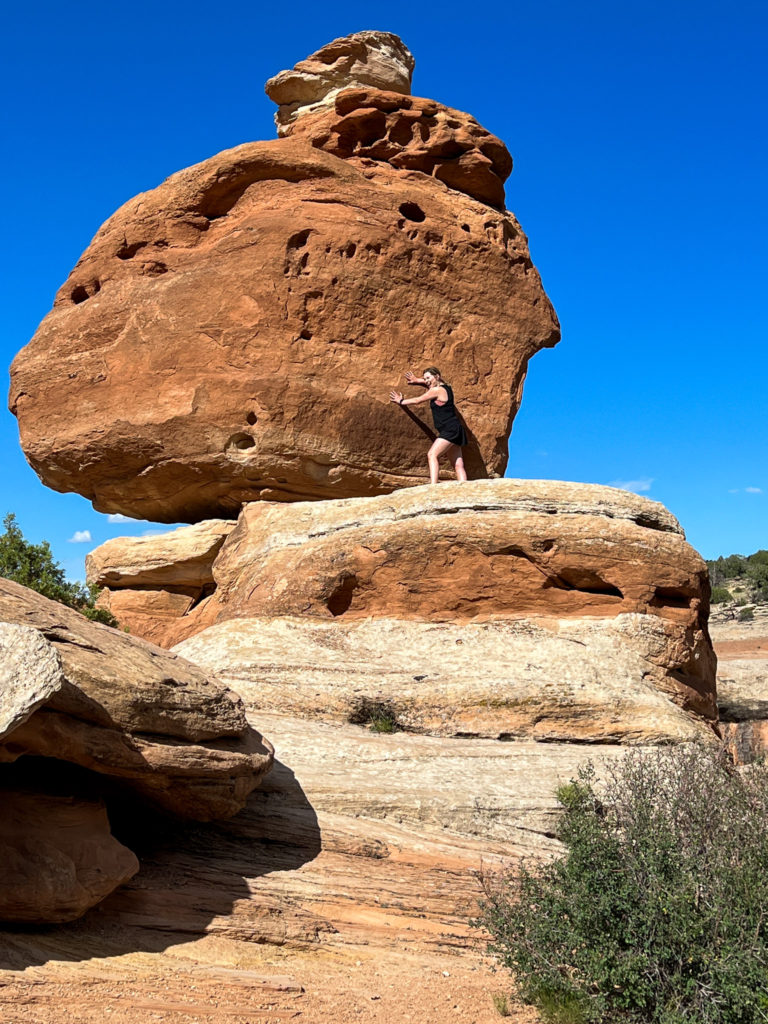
[0,513,117,626]
[710,586,733,604]
[347,696,401,733]
[739,606,756,621]
[479,746,768,1024]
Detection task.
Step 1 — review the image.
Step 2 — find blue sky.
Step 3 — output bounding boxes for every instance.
[2,0,765,578]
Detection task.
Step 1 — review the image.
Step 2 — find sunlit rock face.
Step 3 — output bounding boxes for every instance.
[9,32,559,523]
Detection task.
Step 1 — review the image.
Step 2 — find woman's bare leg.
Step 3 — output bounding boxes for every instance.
[448,445,468,482]
[427,438,454,484]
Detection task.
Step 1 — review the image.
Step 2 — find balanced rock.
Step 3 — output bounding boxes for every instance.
[265,31,415,135]
[9,34,559,523]
[0,578,274,819]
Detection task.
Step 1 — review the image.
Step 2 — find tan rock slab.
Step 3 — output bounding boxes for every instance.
[175,613,715,744]
[0,623,64,741]
[86,520,235,589]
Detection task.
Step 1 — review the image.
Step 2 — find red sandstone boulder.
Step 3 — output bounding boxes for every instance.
[9,36,559,523]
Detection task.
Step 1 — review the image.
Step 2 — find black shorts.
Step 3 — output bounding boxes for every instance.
[438,424,467,447]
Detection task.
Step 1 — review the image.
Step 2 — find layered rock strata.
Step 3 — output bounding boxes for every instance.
[265,30,415,134]
[87,519,235,646]
[9,36,558,522]
[711,614,768,763]
[90,481,717,741]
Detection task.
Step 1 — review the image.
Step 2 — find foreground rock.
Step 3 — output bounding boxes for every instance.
[0,712,637,1024]
[10,34,558,522]
[0,789,138,924]
[0,579,273,819]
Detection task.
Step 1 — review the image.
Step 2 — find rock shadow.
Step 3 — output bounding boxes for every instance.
[0,757,323,971]
[395,403,488,480]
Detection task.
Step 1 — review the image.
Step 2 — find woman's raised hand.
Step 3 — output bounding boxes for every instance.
[390,390,404,405]
[405,370,421,385]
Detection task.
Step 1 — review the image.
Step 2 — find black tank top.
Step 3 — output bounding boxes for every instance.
[430,384,461,434]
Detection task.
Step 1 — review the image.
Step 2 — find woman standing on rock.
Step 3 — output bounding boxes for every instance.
[390,367,468,484]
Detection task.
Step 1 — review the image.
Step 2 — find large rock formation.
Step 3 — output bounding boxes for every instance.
[89,481,717,741]
[9,34,559,523]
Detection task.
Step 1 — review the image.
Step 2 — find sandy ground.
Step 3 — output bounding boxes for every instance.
[0,946,536,1024]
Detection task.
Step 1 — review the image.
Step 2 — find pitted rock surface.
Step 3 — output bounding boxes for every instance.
[10,51,558,522]
[288,87,512,208]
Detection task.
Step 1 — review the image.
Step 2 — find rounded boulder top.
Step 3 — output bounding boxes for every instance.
[265,30,415,135]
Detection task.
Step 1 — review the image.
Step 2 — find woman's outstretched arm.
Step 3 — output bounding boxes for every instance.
[390,387,441,407]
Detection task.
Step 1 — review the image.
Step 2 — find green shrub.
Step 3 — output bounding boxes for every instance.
[479,746,768,1024]
[347,697,401,733]
[710,586,733,604]
[739,606,755,621]
[0,513,117,627]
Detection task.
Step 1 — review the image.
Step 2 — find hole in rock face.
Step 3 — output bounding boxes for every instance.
[226,432,256,450]
[287,229,312,251]
[327,574,359,616]
[71,285,90,304]
[300,328,313,340]
[245,412,257,425]
[547,568,623,598]
[650,587,695,610]
[398,202,426,223]
[461,223,470,232]
[116,241,147,260]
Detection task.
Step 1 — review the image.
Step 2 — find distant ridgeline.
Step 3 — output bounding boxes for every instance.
[708,550,768,607]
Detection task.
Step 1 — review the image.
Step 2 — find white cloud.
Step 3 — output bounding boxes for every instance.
[745,486,763,494]
[608,477,653,494]
[141,528,172,537]
[107,513,133,523]
[728,488,740,494]
[67,530,92,543]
